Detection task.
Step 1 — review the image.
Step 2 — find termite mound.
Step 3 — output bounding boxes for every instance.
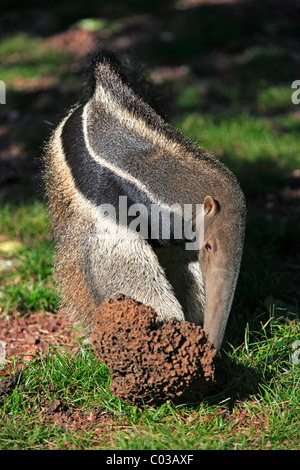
[92,294,216,406]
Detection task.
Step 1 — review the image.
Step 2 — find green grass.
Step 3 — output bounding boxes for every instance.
[0,33,72,87]
[0,201,59,314]
[0,312,299,450]
[174,112,300,196]
[176,112,300,168]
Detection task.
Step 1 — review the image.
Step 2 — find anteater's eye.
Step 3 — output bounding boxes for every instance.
[205,243,212,253]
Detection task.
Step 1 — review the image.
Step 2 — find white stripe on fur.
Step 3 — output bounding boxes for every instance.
[82,101,182,215]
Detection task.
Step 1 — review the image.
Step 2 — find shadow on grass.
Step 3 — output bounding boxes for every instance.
[205,358,264,407]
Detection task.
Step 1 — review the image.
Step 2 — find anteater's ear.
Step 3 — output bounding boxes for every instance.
[203,196,219,223]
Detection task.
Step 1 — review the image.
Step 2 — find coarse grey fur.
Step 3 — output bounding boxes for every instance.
[44,50,246,351]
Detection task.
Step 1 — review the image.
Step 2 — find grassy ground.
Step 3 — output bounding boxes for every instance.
[0,0,299,451]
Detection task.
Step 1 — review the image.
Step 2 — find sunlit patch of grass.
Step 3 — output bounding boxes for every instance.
[0,200,50,240]
[0,33,72,88]
[75,17,123,33]
[176,112,300,167]
[0,200,58,314]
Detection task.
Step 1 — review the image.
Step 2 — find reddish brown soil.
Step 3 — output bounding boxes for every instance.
[0,310,79,378]
[92,294,216,406]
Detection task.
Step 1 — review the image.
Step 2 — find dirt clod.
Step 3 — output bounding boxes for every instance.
[91,294,217,406]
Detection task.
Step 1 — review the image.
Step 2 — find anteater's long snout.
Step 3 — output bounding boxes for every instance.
[203,265,238,351]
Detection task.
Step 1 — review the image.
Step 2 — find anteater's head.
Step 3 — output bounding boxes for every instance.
[199,187,246,351]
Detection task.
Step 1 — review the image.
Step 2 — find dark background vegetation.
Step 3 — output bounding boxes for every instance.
[0,0,299,348]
